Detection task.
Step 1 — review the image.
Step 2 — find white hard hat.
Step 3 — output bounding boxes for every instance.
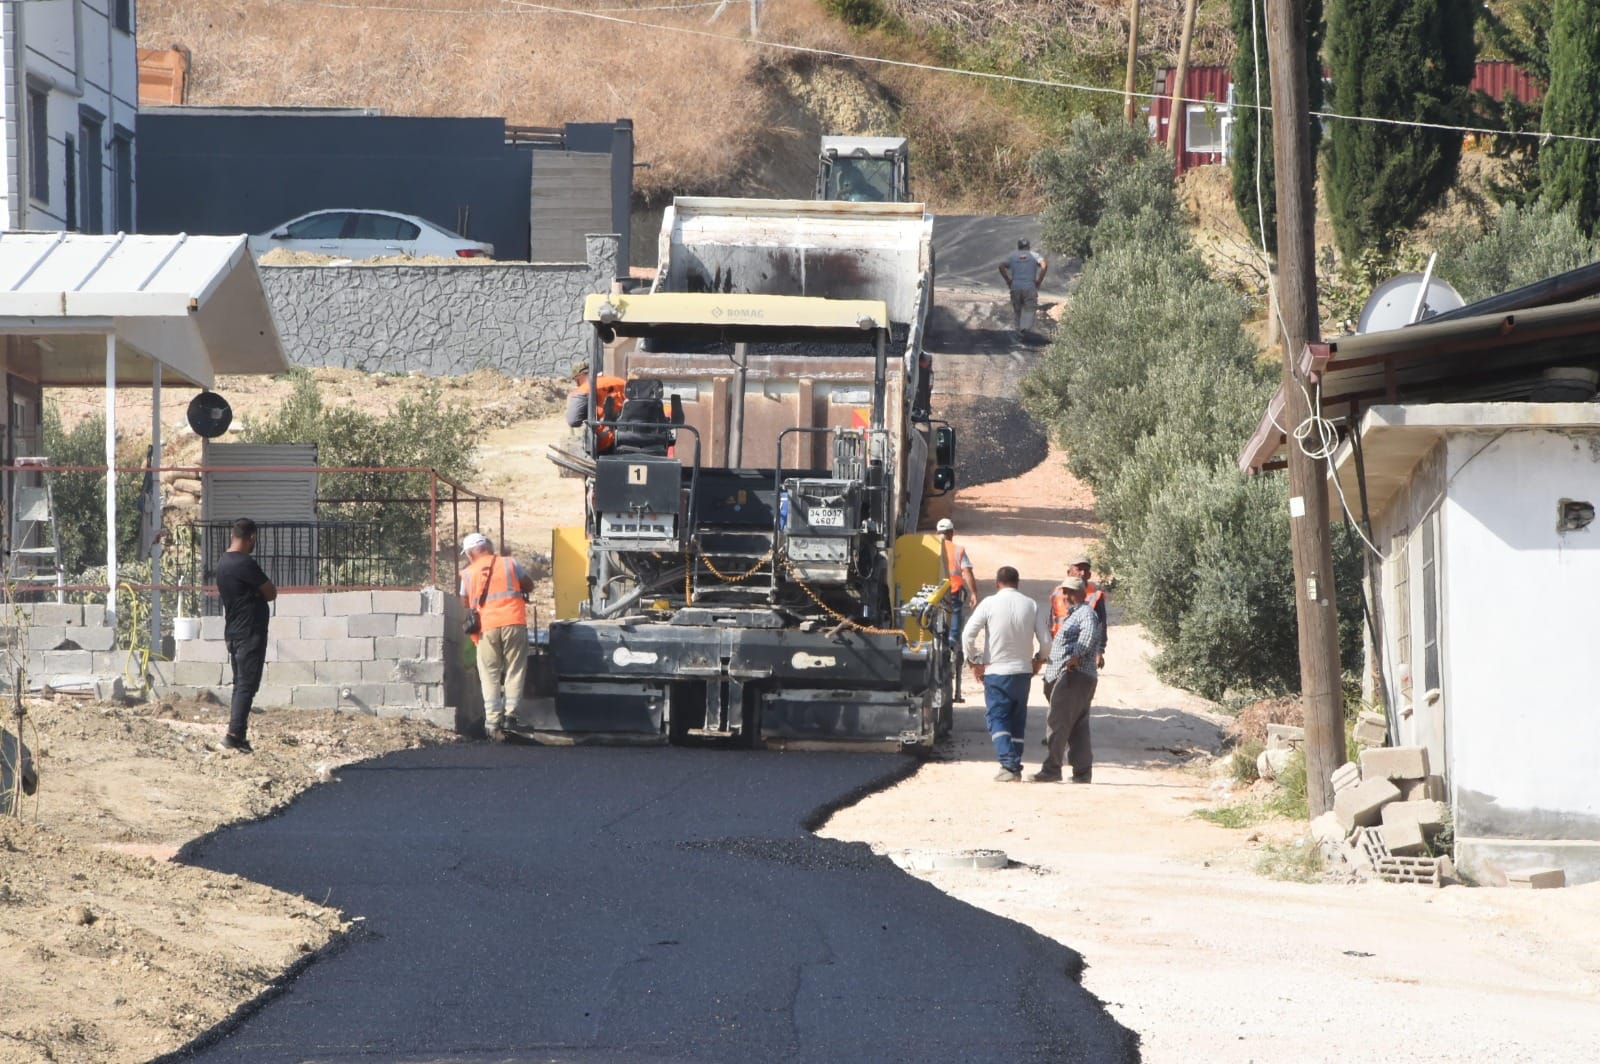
[936,518,955,532]
[461,532,491,555]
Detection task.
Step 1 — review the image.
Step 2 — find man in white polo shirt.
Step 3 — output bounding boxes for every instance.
[961,565,1051,782]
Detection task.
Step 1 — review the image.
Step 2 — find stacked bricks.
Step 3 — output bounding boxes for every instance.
[0,602,122,691]
[1320,743,1461,885]
[166,588,457,727]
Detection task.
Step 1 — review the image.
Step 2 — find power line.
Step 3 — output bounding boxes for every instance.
[271,0,724,13]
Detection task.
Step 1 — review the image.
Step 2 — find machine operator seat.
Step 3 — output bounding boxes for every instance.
[610,377,675,456]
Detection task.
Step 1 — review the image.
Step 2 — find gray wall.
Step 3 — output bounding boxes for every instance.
[261,234,617,377]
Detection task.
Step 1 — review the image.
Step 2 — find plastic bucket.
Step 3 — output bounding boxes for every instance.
[173,616,201,641]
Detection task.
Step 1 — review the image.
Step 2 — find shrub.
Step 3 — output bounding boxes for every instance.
[1031,116,1183,260]
[1433,202,1600,301]
[39,405,143,581]
[1540,0,1600,233]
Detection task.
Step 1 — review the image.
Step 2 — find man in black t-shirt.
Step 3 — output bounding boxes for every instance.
[214,517,277,753]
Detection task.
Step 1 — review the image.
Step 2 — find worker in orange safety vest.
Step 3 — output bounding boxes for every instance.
[937,517,979,703]
[459,532,534,742]
[1049,553,1107,669]
[566,359,627,453]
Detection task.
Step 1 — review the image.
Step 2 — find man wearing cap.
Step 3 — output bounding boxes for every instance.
[1034,575,1103,783]
[1049,553,1108,669]
[962,566,1052,782]
[937,517,979,702]
[998,238,1048,337]
[459,533,535,742]
[566,359,627,453]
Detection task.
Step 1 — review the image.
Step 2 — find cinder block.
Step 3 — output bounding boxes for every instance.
[1334,776,1401,832]
[1507,868,1565,889]
[1353,710,1388,746]
[252,685,293,708]
[1381,800,1448,833]
[269,638,329,663]
[200,616,225,640]
[274,594,325,618]
[394,659,445,684]
[425,637,445,660]
[1265,724,1306,751]
[145,659,178,688]
[325,590,373,616]
[263,661,317,686]
[419,685,445,708]
[38,649,95,675]
[291,685,340,710]
[384,682,422,705]
[395,613,440,638]
[421,587,447,615]
[1361,745,1429,782]
[300,616,350,641]
[91,651,126,676]
[347,613,397,638]
[268,616,301,640]
[1310,811,1345,844]
[376,636,424,660]
[326,638,376,662]
[73,626,116,652]
[1400,775,1446,801]
[341,684,386,708]
[315,660,364,684]
[176,638,229,664]
[1331,761,1361,793]
[372,590,422,614]
[25,626,69,651]
[29,603,83,626]
[174,661,226,687]
[1380,819,1427,856]
[361,660,398,683]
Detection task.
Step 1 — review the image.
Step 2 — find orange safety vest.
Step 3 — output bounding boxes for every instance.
[943,539,969,593]
[1049,581,1104,639]
[572,375,627,451]
[462,556,527,638]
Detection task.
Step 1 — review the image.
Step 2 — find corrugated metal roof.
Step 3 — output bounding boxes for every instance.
[1471,60,1543,103]
[0,232,288,387]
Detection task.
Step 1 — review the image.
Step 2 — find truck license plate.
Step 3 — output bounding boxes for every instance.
[808,507,845,528]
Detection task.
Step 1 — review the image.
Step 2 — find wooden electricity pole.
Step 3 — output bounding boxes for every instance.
[1170,0,1200,160]
[1123,0,1143,124]
[1265,0,1344,817]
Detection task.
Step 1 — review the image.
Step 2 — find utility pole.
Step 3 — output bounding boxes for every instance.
[1170,0,1200,160]
[1122,0,1142,124]
[1265,0,1344,816]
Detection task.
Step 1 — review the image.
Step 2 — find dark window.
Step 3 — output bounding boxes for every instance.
[27,89,48,203]
[282,212,351,239]
[112,130,134,232]
[114,0,132,34]
[351,213,420,240]
[1421,513,1440,692]
[64,135,76,230]
[78,110,104,234]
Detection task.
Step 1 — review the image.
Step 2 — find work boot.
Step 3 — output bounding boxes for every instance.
[1029,770,1062,783]
[1070,772,1092,784]
[221,735,253,754]
[993,768,1021,782]
[488,726,506,744]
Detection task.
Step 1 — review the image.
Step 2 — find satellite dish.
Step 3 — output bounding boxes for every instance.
[1358,273,1465,334]
[187,391,233,438]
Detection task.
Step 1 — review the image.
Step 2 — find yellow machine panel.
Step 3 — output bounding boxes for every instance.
[894,532,945,643]
[552,527,588,620]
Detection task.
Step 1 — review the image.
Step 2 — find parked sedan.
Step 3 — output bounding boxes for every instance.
[249,209,493,260]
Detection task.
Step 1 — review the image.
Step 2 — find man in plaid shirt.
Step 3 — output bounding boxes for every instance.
[1034,575,1102,783]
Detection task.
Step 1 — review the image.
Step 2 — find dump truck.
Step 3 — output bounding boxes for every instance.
[533,197,956,749]
[816,136,911,203]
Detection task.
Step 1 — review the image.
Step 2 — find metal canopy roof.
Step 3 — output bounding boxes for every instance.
[0,232,289,388]
[1239,294,1600,473]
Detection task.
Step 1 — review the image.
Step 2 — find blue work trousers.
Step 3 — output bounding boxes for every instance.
[983,672,1032,772]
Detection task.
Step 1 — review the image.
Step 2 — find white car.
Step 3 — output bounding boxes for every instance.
[249,209,494,260]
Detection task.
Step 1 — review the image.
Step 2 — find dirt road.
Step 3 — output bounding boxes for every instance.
[821,452,1600,1063]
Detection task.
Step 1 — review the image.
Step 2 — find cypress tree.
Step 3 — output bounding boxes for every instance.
[1324,0,1477,258]
[1539,0,1600,233]
[1229,0,1324,255]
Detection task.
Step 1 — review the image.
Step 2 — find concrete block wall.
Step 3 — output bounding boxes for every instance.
[166,589,469,729]
[260,234,619,377]
[0,602,123,692]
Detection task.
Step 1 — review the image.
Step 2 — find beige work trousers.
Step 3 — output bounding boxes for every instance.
[476,623,528,729]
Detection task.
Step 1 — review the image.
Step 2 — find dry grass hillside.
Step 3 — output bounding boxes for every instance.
[139,0,1219,211]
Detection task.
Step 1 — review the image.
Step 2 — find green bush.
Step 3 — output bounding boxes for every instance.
[1031,116,1183,260]
[39,405,143,581]
[1540,0,1600,233]
[822,0,889,29]
[1434,202,1600,302]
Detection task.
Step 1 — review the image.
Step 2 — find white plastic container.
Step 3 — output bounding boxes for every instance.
[173,616,201,641]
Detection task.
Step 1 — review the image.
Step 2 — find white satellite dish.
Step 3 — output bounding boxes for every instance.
[1357,272,1465,334]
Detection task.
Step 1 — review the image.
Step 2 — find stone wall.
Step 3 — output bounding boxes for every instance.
[163,589,480,731]
[260,234,618,377]
[0,603,121,696]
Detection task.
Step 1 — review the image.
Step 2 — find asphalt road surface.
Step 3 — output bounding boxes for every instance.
[173,744,1138,1063]
[933,215,1055,292]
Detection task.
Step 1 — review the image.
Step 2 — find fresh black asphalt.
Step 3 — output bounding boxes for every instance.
[173,744,1138,1063]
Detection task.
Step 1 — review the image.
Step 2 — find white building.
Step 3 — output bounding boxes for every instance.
[1242,290,1600,886]
[1,0,138,232]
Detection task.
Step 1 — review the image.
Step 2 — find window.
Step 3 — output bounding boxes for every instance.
[27,89,48,203]
[78,110,104,234]
[114,0,133,34]
[1390,526,1412,704]
[112,129,134,232]
[282,212,351,239]
[64,135,76,230]
[1184,104,1226,154]
[350,213,420,241]
[1420,512,1441,692]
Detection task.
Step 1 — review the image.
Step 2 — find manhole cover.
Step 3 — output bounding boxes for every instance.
[887,848,1009,871]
